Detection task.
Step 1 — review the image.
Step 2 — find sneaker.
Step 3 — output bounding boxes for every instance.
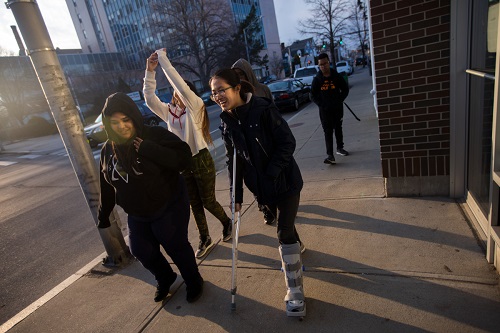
[300,242,306,254]
[186,277,204,303]
[222,221,232,242]
[323,155,336,164]
[154,272,177,302]
[263,209,276,225]
[336,148,349,156]
[195,236,214,259]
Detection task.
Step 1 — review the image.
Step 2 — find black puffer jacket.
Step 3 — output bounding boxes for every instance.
[220,95,303,205]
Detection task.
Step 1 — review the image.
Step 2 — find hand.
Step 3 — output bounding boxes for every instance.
[146,53,158,72]
[133,137,143,152]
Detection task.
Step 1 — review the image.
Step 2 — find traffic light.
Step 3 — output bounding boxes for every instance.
[339,37,344,45]
[322,41,326,49]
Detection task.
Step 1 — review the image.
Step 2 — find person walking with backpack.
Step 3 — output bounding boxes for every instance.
[144,49,232,259]
[311,53,350,165]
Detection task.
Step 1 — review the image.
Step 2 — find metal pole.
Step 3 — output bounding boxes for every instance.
[365,0,378,116]
[243,27,250,63]
[6,0,131,267]
[288,47,292,76]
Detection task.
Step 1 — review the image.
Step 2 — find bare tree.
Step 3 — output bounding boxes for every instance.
[153,0,235,91]
[298,0,351,63]
[345,0,369,66]
[269,54,284,78]
[69,69,144,118]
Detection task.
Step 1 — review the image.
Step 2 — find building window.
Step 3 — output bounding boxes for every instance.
[83,30,87,39]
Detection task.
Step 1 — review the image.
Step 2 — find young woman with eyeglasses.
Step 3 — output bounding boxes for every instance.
[209,69,306,317]
[144,49,232,259]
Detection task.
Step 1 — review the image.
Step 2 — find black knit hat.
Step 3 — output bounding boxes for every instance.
[101,92,143,143]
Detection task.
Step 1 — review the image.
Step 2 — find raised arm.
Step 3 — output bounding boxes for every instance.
[143,53,170,122]
[155,49,205,118]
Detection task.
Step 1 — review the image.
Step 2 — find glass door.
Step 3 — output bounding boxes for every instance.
[465,0,498,235]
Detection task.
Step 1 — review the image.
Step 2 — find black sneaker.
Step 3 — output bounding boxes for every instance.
[154,272,177,302]
[263,208,276,225]
[324,155,336,164]
[222,221,232,242]
[186,277,204,303]
[195,236,214,259]
[336,148,349,156]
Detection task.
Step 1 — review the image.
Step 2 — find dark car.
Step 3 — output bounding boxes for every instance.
[355,57,367,66]
[84,102,163,148]
[200,91,215,106]
[267,78,312,111]
[84,114,106,148]
[135,101,162,126]
[259,74,277,84]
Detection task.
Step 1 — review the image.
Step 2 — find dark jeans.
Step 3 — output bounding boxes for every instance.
[319,108,344,156]
[128,176,201,287]
[183,148,231,239]
[276,193,301,245]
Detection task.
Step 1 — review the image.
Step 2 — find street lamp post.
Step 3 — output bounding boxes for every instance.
[242,15,263,64]
[243,27,251,62]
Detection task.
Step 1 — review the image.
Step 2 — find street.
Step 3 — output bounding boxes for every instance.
[0,100,310,324]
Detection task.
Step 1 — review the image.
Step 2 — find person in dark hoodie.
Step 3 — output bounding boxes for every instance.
[311,53,349,165]
[209,69,306,317]
[97,92,204,303]
[231,58,277,225]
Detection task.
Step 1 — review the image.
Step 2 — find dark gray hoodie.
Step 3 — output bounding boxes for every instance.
[231,58,273,100]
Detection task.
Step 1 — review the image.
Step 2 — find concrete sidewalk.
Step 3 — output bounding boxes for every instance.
[4,68,500,333]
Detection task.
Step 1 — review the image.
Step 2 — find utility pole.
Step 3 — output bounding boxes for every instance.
[6,0,131,267]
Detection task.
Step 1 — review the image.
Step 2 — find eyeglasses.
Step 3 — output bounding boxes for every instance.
[210,86,234,101]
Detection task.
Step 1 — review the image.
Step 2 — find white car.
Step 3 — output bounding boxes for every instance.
[293,66,319,86]
[336,61,353,76]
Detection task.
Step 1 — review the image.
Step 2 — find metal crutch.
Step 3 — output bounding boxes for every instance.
[230,148,241,311]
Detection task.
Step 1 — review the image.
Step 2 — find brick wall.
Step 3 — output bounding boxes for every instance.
[370,0,451,195]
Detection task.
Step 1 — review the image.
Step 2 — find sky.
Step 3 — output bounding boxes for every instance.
[0,0,312,54]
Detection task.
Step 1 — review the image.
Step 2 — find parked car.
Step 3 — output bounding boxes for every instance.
[259,74,277,84]
[336,61,353,76]
[84,101,162,148]
[200,91,215,106]
[293,65,319,86]
[84,113,106,148]
[267,78,312,111]
[355,57,367,66]
[135,101,162,125]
